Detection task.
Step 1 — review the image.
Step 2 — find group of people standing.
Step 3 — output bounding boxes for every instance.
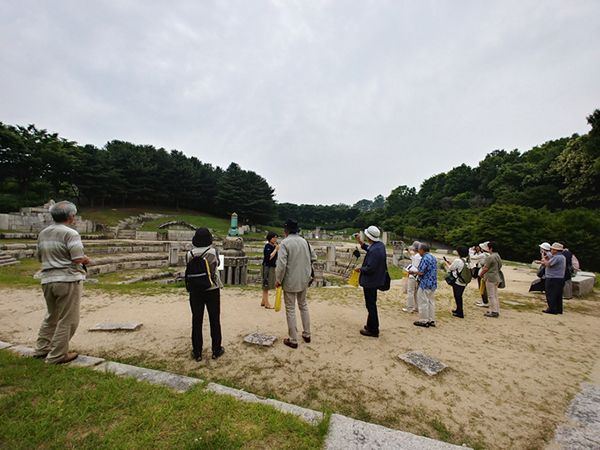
[404,240,504,324]
[32,206,573,365]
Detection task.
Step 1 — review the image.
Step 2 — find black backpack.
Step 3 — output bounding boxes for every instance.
[185,249,214,292]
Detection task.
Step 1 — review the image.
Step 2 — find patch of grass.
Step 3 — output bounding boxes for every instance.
[430,418,453,441]
[388,265,404,280]
[139,213,230,232]
[0,350,327,449]
[0,258,40,288]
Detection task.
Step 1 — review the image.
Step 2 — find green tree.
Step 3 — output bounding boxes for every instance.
[553,109,600,206]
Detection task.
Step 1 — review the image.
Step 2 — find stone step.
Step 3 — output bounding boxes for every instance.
[117,230,136,239]
[0,260,21,267]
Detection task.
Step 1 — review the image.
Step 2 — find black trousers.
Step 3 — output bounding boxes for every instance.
[363,287,379,333]
[452,284,466,316]
[189,288,222,356]
[545,278,564,314]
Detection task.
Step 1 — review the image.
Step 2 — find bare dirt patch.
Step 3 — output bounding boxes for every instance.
[1,263,598,449]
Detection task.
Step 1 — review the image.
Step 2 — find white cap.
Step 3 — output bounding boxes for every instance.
[539,242,551,251]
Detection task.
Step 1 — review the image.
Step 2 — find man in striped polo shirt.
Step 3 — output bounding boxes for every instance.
[32,201,90,364]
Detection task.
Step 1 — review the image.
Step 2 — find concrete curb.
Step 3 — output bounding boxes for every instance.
[94,361,203,393]
[206,382,323,425]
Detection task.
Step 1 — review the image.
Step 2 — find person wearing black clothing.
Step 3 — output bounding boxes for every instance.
[354,226,387,337]
[560,242,574,300]
[261,232,279,309]
[188,228,224,361]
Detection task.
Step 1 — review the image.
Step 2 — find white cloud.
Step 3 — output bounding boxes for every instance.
[1,0,599,205]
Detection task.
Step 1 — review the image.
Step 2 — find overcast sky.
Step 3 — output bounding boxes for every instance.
[1,1,599,206]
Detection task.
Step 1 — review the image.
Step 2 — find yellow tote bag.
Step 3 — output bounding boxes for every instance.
[348,270,360,287]
[479,278,486,295]
[275,287,282,312]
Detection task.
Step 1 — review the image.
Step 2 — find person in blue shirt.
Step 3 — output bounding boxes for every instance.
[354,226,387,337]
[409,243,438,328]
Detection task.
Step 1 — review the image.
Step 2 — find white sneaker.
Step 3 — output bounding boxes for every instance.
[402,308,414,313]
[476,302,489,307]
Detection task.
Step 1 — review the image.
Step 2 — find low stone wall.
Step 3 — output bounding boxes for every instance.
[0,212,95,233]
[135,231,168,241]
[87,258,170,276]
[167,230,196,241]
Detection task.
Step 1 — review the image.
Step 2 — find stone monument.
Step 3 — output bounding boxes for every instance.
[221,213,248,285]
[392,241,405,266]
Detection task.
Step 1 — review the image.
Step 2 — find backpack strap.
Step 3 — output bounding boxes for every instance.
[187,248,210,264]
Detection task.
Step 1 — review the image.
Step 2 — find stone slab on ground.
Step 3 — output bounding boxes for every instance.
[206,382,323,425]
[68,355,106,367]
[7,345,35,357]
[89,323,143,332]
[94,361,202,393]
[243,332,276,346]
[577,271,597,281]
[398,350,448,376]
[566,383,600,431]
[324,414,471,450]
[554,425,600,449]
[503,300,525,306]
[0,340,13,350]
[552,382,600,449]
[572,275,595,297]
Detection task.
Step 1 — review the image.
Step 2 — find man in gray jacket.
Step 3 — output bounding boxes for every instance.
[275,218,317,349]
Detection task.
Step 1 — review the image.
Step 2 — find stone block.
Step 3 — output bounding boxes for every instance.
[89,323,143,332]
[95,361,202,393]
[572,275,595,297]
[324,413,470,450]
[503,301,525,306]
[0,341,13,349]
[7,345,36,357]
[398,350,448,376]
[566,383,600,431]
[577,271,597,282]
[244,333,276,346]
[68,355,106,367]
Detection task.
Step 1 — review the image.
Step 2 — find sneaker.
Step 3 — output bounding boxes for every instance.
[476,302,489,308]
[402,308,414,313]
[212,347,225,359]
[190,351,202,362]
[483,311,499,318]
[413,321,429,328]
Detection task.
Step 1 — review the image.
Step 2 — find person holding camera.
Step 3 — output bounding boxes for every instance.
[260,231,278,309]
[403,241,421,313]
[354,226,387,337]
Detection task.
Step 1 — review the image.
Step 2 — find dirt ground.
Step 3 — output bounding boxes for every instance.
[1,261,599,449]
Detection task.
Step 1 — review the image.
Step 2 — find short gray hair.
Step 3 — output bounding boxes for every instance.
[418,243,430,252]
[49,201,77,223]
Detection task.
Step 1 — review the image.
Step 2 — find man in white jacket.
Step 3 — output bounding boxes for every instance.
[276,218,317,349]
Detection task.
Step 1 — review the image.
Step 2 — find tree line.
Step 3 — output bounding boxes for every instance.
[0,126,275,224]
[356,109,600,271]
